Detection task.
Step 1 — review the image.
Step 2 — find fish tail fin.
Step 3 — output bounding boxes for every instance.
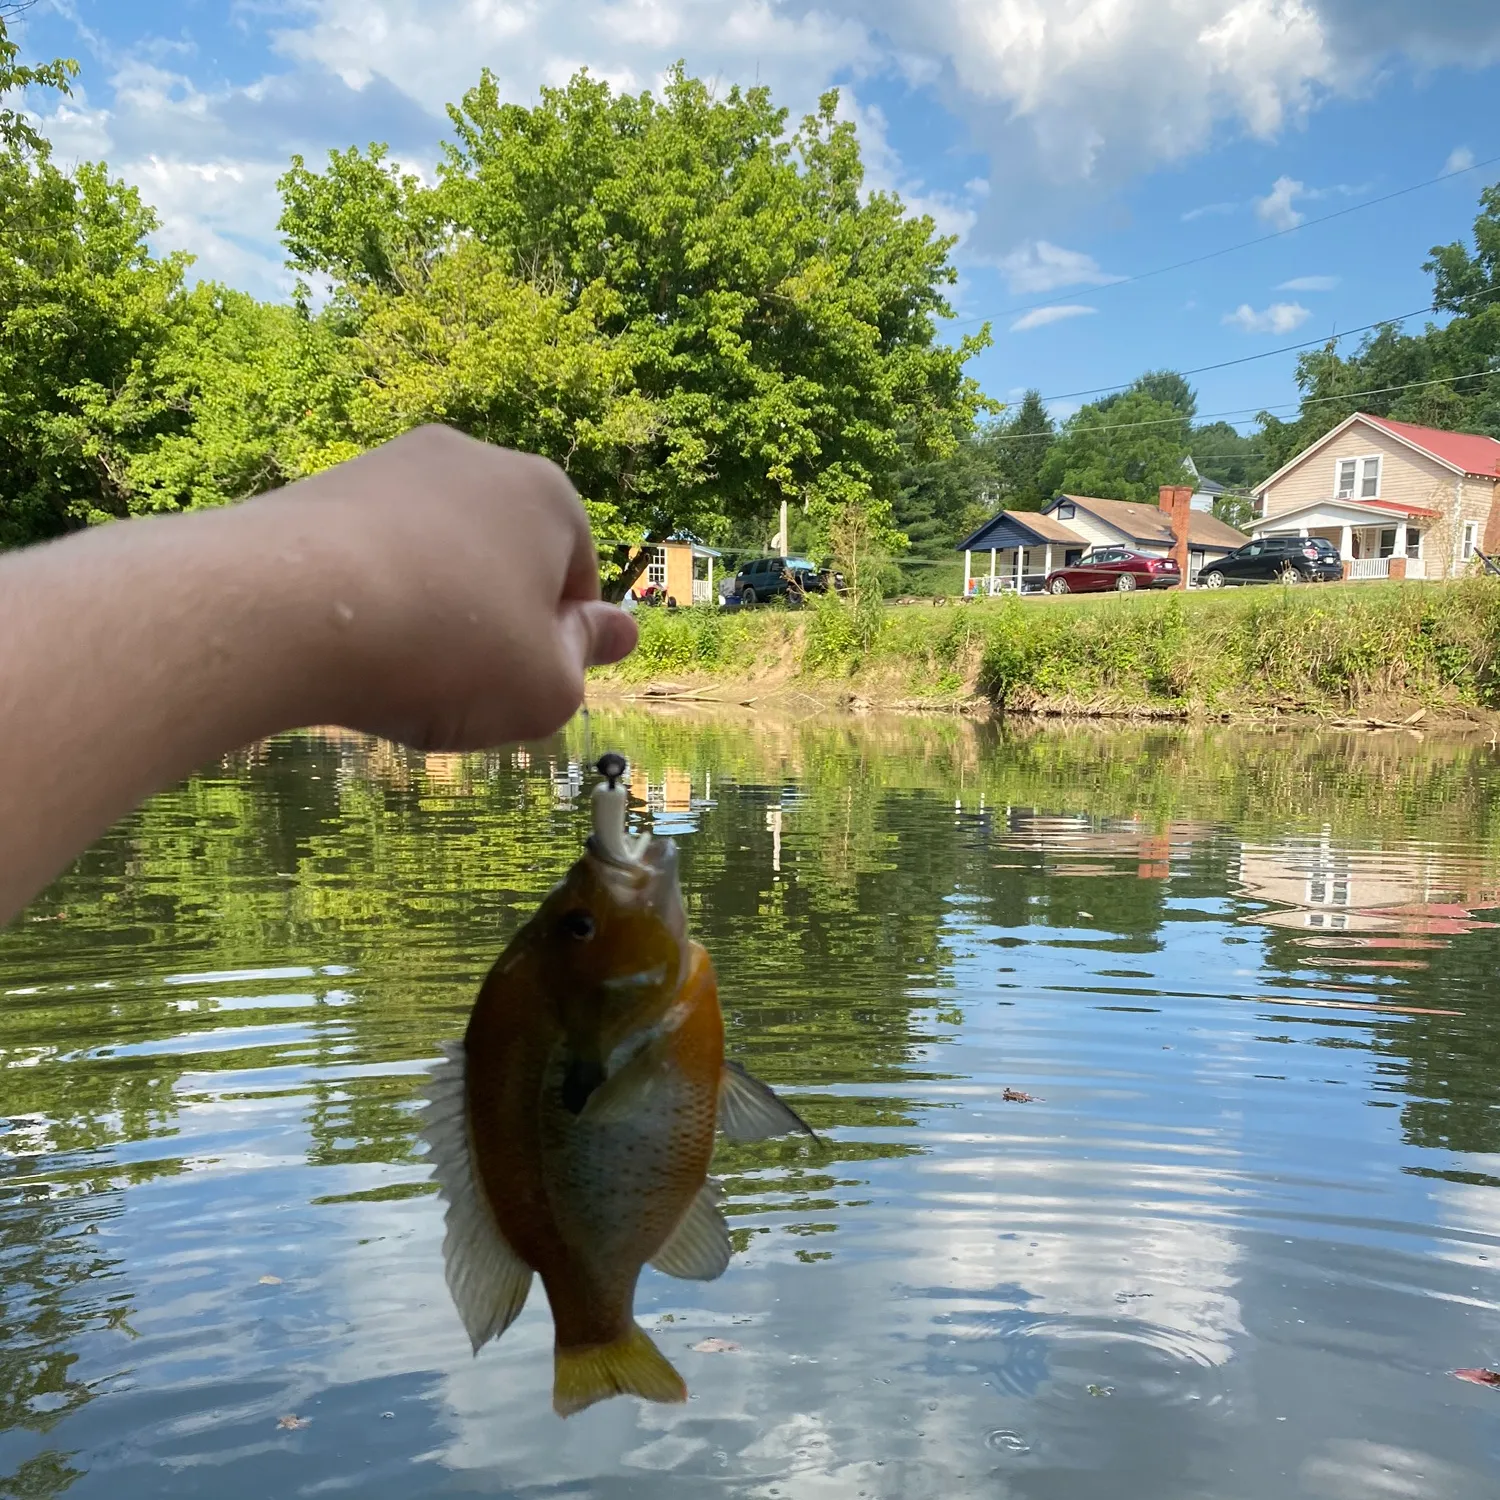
[552,1324,687,1417]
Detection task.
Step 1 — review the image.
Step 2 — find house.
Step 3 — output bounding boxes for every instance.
[956,492,1248,593]
[1250,412,1500,580]
[1182,456,1225,513]
[627,535,722,604]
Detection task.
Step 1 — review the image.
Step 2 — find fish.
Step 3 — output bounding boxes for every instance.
[420,751,814,1417]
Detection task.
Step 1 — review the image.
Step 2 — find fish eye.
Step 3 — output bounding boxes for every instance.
[560,910,596,941]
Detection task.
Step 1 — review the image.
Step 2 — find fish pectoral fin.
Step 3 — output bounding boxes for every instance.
[554,1324,687,1417]
[578,1034,672,1126]
[650,1178,732,1282]
[718,1060,818,1143]
[420,1040,534,1353]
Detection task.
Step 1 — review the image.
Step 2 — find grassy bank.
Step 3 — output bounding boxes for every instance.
[593,580,1500,719]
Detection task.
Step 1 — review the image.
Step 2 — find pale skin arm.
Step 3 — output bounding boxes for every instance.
[0,426,637,925]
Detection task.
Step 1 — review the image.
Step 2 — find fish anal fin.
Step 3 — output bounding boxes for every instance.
[419,1040,534,1352]
[718,1060,817,1143]
[650,1178,731,1281]
[553,1324,687,1417]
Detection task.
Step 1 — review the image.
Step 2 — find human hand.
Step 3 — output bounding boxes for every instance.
[250,425,636,749]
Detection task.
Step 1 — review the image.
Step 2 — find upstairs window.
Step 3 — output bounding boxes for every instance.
[1336,455,1380,499]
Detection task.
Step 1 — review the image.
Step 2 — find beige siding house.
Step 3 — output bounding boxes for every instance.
[1251,413,1500,579]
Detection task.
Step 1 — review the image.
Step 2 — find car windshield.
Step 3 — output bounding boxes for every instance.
[786,558,817,571]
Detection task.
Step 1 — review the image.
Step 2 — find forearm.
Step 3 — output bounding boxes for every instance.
[0,502,343,923]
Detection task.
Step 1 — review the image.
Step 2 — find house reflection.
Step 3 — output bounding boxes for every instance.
[1237,839,1500,936]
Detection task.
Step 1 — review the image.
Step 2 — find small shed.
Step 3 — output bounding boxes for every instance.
[629,535,722,604]
[956,510,1089,596]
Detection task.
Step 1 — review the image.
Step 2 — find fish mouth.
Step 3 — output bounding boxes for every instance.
[586,835,688,951]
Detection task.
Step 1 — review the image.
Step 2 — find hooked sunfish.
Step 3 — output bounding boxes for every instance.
[420,752,813,1416]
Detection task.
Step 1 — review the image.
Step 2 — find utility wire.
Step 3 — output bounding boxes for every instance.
[989,367,1498,441]
[1035,283,1500,406]
[955,149,1500,329]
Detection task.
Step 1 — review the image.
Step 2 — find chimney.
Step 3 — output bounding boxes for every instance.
[1158,485,1194,590]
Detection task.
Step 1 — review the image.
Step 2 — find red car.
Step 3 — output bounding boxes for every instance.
[1044,548,1180,595]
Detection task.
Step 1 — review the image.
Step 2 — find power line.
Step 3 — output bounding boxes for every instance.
[956,149,1500,330]
[991,367,1498,441]
[1032,282,1500,406]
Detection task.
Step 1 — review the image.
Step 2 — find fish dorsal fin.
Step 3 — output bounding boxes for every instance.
[718,1061,817,1143]
[420,1041,533,1352]
[650,1178,731,1282]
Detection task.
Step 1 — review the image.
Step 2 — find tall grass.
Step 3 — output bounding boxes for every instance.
[598,581,1500,715]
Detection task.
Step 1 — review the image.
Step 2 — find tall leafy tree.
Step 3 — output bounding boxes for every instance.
[279,66,990,595]
[1038,389,1191,504]
[0,15,199,547]
[988,389,1056,510]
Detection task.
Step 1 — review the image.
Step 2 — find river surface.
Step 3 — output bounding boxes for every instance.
[3,711,1500,1498]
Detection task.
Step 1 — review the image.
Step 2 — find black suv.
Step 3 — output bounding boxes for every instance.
[732,556,844,605]
[1197,535,1342,587]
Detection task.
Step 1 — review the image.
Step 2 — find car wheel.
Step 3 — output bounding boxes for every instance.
[1278,565,1302,585]
[1115,574,1137,592]
[741,586,758,606]
[1049,577,1070,595]
[1200,570,1225,589]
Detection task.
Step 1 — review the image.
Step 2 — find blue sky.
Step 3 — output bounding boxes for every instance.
[13,1,1500,449]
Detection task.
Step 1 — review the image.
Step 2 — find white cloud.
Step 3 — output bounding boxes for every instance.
[1255,175,1306,231]
[1182,200,1238,222]
[994,239,1120,295]
[1223,300,1311,334]
[30,0,1500,298]
[1444,145,1476,176]
[1277,274,1339,291]
[1010,303,1097,332]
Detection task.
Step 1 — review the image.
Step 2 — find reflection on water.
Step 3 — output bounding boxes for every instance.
[4,714,1500,1497]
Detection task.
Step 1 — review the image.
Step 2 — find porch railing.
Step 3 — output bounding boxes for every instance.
[1348,558,1389,580]
[692,579,714,604]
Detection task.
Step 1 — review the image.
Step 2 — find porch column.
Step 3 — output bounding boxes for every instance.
[964,549,971,595]
[1299,526,1308,538]
[1044,543,1054,578]
[1394,522,1408,561]
[1340,524,1352,561]
[706,554,714,600]
[989,548,997,592]
[1015,545,1024,590]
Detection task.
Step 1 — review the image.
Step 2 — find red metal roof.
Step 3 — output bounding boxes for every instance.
[1360,498,1441,518]
[1361,414,1500,478]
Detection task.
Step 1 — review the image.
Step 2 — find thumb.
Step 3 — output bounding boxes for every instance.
[558,599,638,675]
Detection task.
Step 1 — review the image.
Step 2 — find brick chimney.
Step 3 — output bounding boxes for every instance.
[1158,485,1194,589]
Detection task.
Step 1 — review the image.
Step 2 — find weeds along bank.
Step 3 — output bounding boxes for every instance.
[594,581,1500,717]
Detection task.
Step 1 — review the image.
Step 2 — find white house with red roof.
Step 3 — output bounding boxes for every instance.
[1250,412,1500,580]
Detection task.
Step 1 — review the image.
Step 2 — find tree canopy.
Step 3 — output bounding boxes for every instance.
[278,66,990,593]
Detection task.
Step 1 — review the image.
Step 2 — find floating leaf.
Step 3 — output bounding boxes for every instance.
[1003,1089,1038,1103]
[1453,1368,1500,1388]
[277,1414,310,1430]
[258,1276,282,1285]
[692,1338,740,1354]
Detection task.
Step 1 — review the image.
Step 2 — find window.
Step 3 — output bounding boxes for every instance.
[1406,530,1422,560]
[1055,502,1076,521]
[646,546,667,587]
[1335,455,1380,498]
[1378,529,1397,558]
[1464,521,1479,560]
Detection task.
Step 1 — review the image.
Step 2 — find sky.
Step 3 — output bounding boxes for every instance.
[12,0,1500,454]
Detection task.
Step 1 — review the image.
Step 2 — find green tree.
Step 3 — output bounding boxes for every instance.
[278,66,990,596]
[1038,388,1191,503]
[0,102,194,543]
[0,6,76,156]
[988,389,1056,510]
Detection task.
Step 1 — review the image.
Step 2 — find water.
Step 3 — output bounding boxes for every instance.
[3,710,1500,1498]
